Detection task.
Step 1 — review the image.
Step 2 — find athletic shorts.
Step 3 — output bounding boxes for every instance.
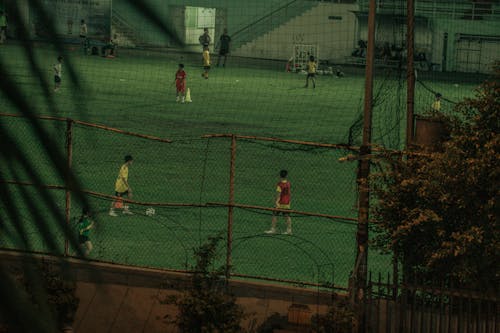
[54,76,61,83]
[273,203,291,216]
[115,190,129,197]
[78,235,89,244]
[176,82,186,93]
[307,73,316,78]
[219,48,229,56]
[204,65,211,70]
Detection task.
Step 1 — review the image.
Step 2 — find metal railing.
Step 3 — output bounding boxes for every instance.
[358,0,500,21]
[366,273,499,333]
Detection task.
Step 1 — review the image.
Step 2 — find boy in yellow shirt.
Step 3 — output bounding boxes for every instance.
[431,93,442,111]
[109,155,134,216]
[304,55,317,89]
[202,46,211,79]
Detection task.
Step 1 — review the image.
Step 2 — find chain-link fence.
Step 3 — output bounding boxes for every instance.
[0,114,393,289]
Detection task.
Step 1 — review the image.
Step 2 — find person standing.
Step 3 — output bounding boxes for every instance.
[199,27,211,50]
[80,19,88,54]
[77,207,94,256]
[304,55,317,88]
[265,170,292,235]
[0,11,7,44]
[109,155,134,216]
[53,56,63,92]
[175,63,187,103]
[202,46,211,79]
[431,92,442,112]
[216,28,231,67]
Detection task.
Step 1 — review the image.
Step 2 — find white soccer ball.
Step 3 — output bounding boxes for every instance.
[145,207,156,216]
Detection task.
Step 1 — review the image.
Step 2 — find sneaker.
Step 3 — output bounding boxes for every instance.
[122,209,134,215]
[109,210,118,217]
[264,229,276,234]
[282,229,292,235]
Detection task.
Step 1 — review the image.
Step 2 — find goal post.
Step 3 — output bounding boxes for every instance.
[292,44,319,72]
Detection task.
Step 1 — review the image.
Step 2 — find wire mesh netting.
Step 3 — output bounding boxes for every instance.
[0,116,393,288]
[1,0,497,293]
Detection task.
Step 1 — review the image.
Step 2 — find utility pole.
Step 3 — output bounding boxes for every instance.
[351,0,376,331]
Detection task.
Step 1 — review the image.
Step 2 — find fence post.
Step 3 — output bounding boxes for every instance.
[226,134,236,279]
[351,0,376,331]
[64,118,73,256]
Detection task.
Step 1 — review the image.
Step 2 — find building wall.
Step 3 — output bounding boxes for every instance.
[431,18,500,73]
[233,3,359,62]
[112,0,288,47]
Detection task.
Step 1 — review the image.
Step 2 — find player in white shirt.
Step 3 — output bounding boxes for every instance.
[80,19,88,54]
[54,56,63,92]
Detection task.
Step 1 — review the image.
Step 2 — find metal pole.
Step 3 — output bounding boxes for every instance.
[64,118,73,256]
[226,134,236,279]
[406,0,416,147]
[352,0,376,331]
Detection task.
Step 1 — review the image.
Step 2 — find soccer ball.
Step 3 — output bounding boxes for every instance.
[145,207,156,216]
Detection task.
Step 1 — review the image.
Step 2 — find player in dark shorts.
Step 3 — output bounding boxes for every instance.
[216,29,231,67]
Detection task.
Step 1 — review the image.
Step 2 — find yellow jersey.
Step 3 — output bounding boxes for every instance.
[115,163,129,193]
[307,61,317,74]
[203,50,211,67]
[431,100,441,111]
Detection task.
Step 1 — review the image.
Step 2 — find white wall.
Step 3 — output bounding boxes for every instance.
[233,3,358,62]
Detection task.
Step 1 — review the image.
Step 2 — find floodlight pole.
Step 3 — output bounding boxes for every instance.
[352,0,376,331]
[406,0,416,147]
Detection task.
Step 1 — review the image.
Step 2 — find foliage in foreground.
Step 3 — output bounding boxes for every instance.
[372,64,499,289]
[2,262,79,332]
[311,296,354,333]
[165,235,246,333]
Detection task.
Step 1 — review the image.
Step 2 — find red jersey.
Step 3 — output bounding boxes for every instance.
[175,69,186,82]
[175,69,186,92]
[276,180,291,205]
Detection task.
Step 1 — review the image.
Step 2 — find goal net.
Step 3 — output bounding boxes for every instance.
[292,44,318,72]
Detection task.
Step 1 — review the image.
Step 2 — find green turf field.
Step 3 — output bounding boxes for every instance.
[0,43,481,287]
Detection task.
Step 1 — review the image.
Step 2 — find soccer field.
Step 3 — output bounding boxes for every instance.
[0,43,480,287]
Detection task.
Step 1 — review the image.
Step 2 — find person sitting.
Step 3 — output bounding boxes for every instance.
[352,40,367,58]
[101,38,116,57]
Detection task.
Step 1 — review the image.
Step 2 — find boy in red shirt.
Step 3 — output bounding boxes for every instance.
[265,170,292,235]
[175,63,186,103]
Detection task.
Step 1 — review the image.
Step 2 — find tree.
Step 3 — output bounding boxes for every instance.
[372,65,499,290]
[165,234,246,333]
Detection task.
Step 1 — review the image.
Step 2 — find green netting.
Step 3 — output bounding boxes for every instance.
[1,0,498,289]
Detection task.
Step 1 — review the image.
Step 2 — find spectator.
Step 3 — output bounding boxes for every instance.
[80,19,88,54]
[352,40,366,58]
[216,28,231,67]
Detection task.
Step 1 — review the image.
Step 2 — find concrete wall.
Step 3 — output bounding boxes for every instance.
[233,3,359,62]
[0,251,337,332]
[112,0,290,48]
[431,18,500,73]
[357,20,432,52]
